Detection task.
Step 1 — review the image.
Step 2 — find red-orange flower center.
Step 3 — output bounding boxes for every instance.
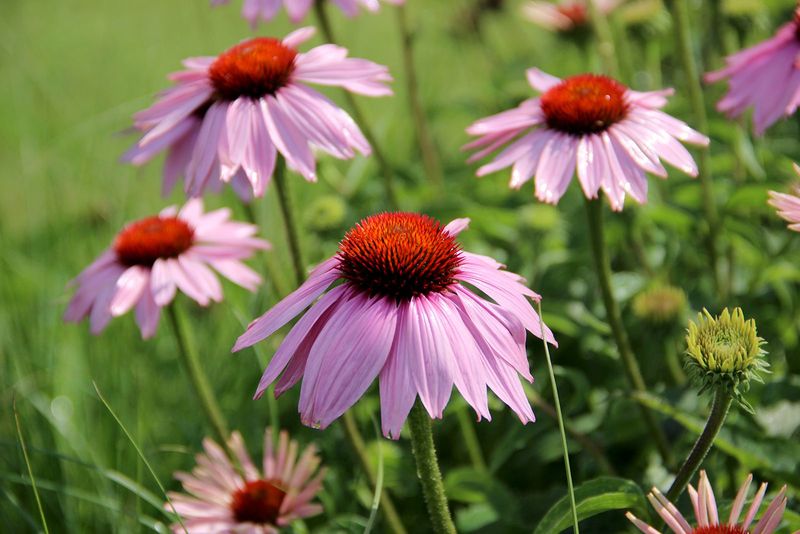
[540,74,629,135]
[338,212,463,301]
[557,4,588,26]
[209,38,297,100]
[690,525,748,534]
[230,479,286,525]
[113,216,194,267]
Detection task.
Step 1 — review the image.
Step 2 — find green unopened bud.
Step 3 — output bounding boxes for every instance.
[685,308,768,413]
[632,284,687,325]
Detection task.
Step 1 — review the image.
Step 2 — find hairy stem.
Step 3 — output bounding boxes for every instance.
[666,388,732,500]
[166,303,230,450]
[584,198,673,467]
[407,402,457,534]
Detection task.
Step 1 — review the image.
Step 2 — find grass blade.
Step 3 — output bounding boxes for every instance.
[13,397,50,534]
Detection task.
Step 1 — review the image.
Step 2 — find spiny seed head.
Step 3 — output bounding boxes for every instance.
[113,216,194,267]
[685,308,768,412]
[209,37,297,100]
[540,74,629,136]
[230,479,286,525]
[632,284,687,325]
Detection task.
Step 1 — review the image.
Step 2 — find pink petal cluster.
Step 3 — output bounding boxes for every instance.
[64,199,269,339]
[705,14,800,136]
[212,0,404,26]
[124,27,392,200]
[234,213,556,439]
[167,428,325,533]
[627,471,788,534]
[768,163,800,232]
[465,68,709,211]
[522,0,619,32]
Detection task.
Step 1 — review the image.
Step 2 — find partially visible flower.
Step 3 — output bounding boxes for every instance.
[234,212,556,439]
[212,0,404,27]
[167,428,325,533]
[685,308,767,412]
[627,470,788,534]
[64,199,269,339]
[124,27,392,200]
[464,69,709,211]
[705,8,800,135]
[768,163,800,231]
[521,0,619,33]
[632,284,687,325]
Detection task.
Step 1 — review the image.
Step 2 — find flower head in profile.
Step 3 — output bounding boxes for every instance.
[212,0,404,27]
[685,308,767,412]
[705,9,800,135]
[124,27,392,201]
[522,0,619,33]
[234,212,556,439]
[64,199,269,338]
[627,470,788,534]
[464,69,709,211]
[167,428,324,533]
[769,163,800,231]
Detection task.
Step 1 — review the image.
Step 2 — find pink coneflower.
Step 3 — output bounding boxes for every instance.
[464,69,709,210]
[64,199,269,339]
[167,428,325,533]
[212,0,404,27]
[626,471,788,534]
[234,212,556,439]
[705,9,800,136]
[522,0,619,32]
[768,164,800,230]
[124,27,392,200]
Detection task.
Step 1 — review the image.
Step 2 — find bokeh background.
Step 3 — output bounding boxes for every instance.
[2,0,800,532]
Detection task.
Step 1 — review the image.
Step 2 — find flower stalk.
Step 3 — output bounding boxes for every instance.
[666,0,723,298]
[407,401,457,534]
[273,157,306,287]
[665,388,732,501]
[396,4,443,188]
[584,198,673,467]
[313,0,399,209]
[538,301,579,533]
[166,302,230,450]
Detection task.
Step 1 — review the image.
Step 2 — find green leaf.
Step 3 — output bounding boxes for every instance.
[533,477,650,534]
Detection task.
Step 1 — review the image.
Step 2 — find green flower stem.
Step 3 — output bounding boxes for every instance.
[342,412,408,534]
[273,157,306,287]
[666,388,732,501]
[313,0,399,209]
[455,405,488,475]
[587,0,621,78]
[396,4,443,188]
[241,202,291,298]
[407,401,457,534]
[666,0,722,298]
[166,302,230,450]
[538,301,579,533]
[584,198,673,467]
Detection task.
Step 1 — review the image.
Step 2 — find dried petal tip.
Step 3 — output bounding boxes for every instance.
[632,284,687,325]
[685,308,768,412]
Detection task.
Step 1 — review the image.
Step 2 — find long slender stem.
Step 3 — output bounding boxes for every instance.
[342,413,408,534]
[455,405,488,474]
[13,398,50,534]
[396,4,443,188]
[241,202,291,298]
[407,402,456,534]
[667,0,723,298]
[273,157,306,287]
[584,198,673,467]
[313,0,399,209]
[537,301,579,533]
[166,303,230,449]
[587,0,621,78]
[666,388,732,500]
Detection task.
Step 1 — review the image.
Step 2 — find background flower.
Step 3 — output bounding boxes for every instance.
[64,199,269,338]
[124,27,392,200]
[212,0,405,27]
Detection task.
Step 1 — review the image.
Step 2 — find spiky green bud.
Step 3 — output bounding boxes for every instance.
[685,308,768,413]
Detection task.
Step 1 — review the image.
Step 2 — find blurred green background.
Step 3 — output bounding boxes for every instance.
[2,0,800,532]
